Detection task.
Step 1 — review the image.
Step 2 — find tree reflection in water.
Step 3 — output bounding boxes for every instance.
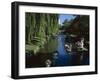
[26,33,89,68]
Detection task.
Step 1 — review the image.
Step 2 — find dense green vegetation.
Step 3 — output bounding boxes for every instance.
[25,13,59,54]
[62,19,73,29]
[25,13,89,55]
[63,15,89,37]
[63,15,89,50]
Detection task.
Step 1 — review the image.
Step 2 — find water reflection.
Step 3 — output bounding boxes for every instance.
[51,34,71,66]
[26,33,89,68]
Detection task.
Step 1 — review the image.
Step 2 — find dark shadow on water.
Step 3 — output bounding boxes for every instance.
[26,53,89,68]
[26,34,89,68]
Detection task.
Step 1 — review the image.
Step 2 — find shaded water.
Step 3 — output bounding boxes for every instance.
[26,34,89,68]
[52,34,71,66]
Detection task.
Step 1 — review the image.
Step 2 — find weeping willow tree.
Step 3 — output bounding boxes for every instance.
[25,13,59,55]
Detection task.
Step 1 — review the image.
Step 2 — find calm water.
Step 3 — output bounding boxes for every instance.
[52,34,71,66]
[26,34,89,68]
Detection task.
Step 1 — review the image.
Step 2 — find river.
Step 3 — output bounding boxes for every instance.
[51,34,89,67]
[26,34,89,68]
[52,34,71,66]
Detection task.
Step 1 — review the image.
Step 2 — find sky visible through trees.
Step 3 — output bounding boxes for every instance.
[59,14,76,25]
[26,13,89,68]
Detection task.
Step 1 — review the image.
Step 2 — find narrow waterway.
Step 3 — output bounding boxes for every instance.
[52,34,89,67]
[52,34,71,66]
[26,34,89,68]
